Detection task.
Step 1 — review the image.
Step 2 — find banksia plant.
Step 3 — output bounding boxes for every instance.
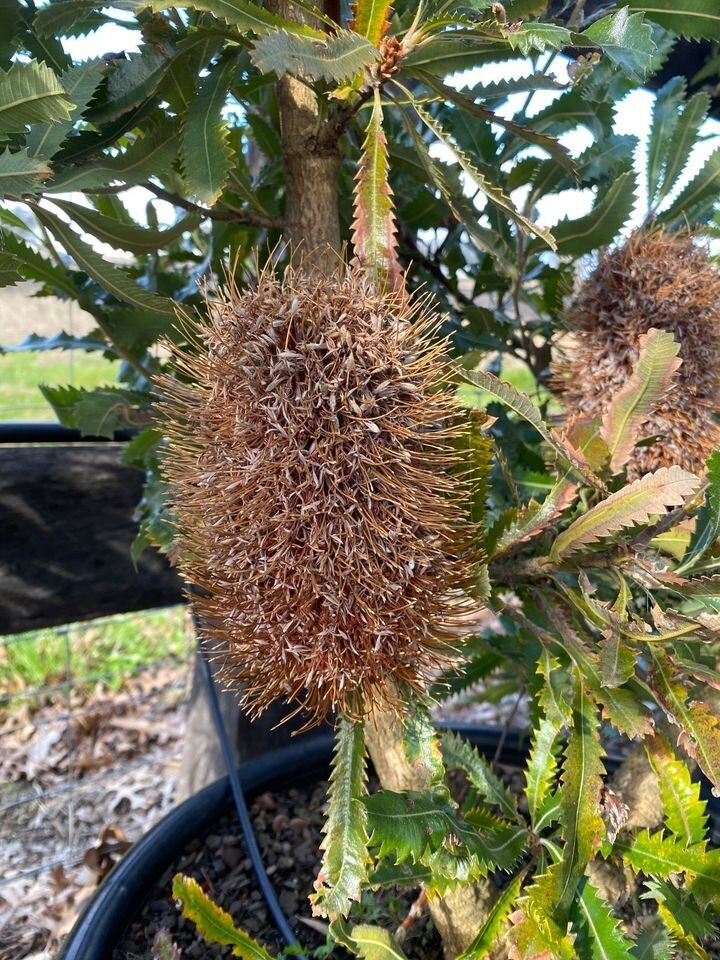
[553,228,720,478]
[158,265,480,723]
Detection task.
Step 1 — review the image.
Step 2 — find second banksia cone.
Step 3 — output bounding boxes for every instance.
[159,265,480,723]
[553,229,720,479]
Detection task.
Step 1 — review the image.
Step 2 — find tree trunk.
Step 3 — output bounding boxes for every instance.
[274,0,341,272]
[365,710,499,959]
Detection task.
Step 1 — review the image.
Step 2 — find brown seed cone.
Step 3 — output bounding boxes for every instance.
[157,265,480,724]
[552,228,720,479]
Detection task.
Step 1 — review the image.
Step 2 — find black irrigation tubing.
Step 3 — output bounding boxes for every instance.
[199,646,306,959]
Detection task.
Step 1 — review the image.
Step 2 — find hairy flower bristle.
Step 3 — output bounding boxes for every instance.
[553,228,720,478]
[158,265,480,723]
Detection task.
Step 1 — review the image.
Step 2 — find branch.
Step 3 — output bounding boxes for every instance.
[143,182,283,229]
[317,85,375,150]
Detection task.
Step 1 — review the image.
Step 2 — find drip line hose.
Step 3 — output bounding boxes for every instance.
[199,646,306,958]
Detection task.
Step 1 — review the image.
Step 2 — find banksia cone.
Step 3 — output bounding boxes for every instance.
[553,228,720,478]
[159,265,479,723]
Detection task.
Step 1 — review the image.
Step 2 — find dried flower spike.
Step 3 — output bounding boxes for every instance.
[553,228,720,478]
[159,265,480,723]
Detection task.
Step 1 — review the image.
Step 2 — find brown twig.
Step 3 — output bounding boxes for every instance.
[143,182,282,229]
[395,889,428,944]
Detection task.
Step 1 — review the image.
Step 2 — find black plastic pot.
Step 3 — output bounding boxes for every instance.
[57,723,720,960]
[59,724,533,960]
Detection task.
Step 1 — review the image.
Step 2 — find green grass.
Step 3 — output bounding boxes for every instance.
[0,350,120,421]
[0,607,192,708]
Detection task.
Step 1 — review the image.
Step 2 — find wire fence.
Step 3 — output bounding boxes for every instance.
[0,605,195,959]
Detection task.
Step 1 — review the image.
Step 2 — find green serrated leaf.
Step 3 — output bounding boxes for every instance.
[50,199,199,255]
[526,651,571,827]
[0,231,76,296]
[550,466,701,561]
[457,870,526,960]
[250,29,376,82]
[648,648,720,795]
[411,99,556,251]
[0,59,73,134]
[601,328,682,474]
[181,55,236,205]
[503,22,571,55]
[625,0,720,41]
[311,718,369,920]
[678,450,720,573]
[645,735,708,846]
[441,731,520,824]
[622,830,720,910]
[352,89,399,289]
[346,925,408,960]
[140,0,324,36]
[646,76,685,207]
[654,90,710,208]
[40,384,150,438]
[31,203,177,318]
[172,874,276,960]
[583,9,656,82]
[643,879,716,943]
[0,148,51,197]
[657,148,720,226]
[575,881,634,960]
[352,0,392,44]
[27,60,105,160]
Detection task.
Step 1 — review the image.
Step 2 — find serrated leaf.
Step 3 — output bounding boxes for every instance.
[526,651,572,828]
[494,478,577,555]
[503,22,571,55]
[541,606,652,738]
[31,203,176,318]
[172,874,275,960]
[512,678,605,960]
[625,0,720,41]
[404,704,444,786]
[456,870,526,960]
[0,231,76,296]
[648,648,720,795]
[550,466,701,561]
[654,90,710,208]
[40,384,150,438]
[0,252,21,287]
[0,59,73,134]
[583,9,656,82]
[363,789,527,874]
[575,881,634,960]
[352,0,392,45]
[139,0,324,36]
[34,0,112,37]
[250,29,376,82]
[678,450,720,573]
[441,731,520,823]
[632,920,675,960]
[646,76,685,207]
[7,330,106,352]
[644,879,717,943]
[0,148,51,197]
[457,368,605,492]
[27,60,105,160]
[346,925,408,960]
[89,47,170,125]
[657,903,711,960]
[622,830,720,910]
[51,199,199,255]
[601,328,682,474]
[527,171,636,258]
[181,56,236,205]
[351,89,400,289]
[311,719,369,920]
[645,735,708,847]
[657,148,720,226]
[599,632,636,688]
[411,99,556,251]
